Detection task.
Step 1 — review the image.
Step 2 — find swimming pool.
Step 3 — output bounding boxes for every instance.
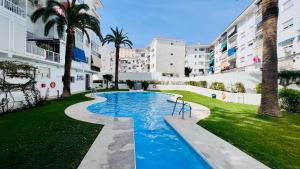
[87,92,212,169]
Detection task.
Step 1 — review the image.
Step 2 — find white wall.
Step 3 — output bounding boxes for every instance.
[153,38,185,77]
[116,84,261,105]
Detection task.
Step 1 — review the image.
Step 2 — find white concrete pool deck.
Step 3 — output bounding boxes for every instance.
[166,95,270,169]
[65,93,135,169]
[65,91,270,169]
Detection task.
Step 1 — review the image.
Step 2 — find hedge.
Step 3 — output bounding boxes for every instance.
[279,88,300,114]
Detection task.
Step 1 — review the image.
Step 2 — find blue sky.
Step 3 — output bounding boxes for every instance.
[99,0,253,48]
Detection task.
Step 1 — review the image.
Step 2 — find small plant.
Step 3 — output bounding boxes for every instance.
[210,82,226,91]
[126,80,135,89]
[279,89,300,114]
[256,83,262,94]
[188,81,207,88]
[142,81,149,90]
[39,43,54,51]
[231,83,246,93]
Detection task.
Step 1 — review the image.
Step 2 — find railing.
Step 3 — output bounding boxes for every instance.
[46,50,60,63]
[0,0,25,18]
[172,97,192,119]
[26,43,45,57]
[26,42,61,63]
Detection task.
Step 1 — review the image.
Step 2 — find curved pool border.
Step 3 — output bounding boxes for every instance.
[65,91,270,169]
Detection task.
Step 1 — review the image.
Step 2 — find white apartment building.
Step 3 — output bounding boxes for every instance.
[146,38,185,77]
[185,44,211,77]
[99,44,115,73]
[211,0,300,74]
[119,48,146,73]
[0,0,103,97]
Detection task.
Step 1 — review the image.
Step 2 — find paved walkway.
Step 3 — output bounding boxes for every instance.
[65,93,135,169]
[165,95,270,169]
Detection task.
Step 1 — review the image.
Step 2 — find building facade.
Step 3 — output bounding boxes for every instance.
[210,0,300,74]
[119,48,146,73]
[185,44,211,77]
[0,0,103,97]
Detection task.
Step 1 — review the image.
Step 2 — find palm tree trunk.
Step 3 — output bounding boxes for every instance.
[259,0,281,117]
[62,29,75,98]
[114,46,120,89]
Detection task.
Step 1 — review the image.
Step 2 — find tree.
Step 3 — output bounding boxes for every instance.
[31,0,101,97]
[103,74,113,89]
[102,27,133,89]
[259,0,281,117]
[185,67,193,77]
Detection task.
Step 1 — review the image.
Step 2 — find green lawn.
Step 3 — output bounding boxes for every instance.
[0,92,103,169]
[163,90,300,169]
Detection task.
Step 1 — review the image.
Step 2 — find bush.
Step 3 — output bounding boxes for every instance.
[188,81,207,88]
[126,80,135,89]
[279,89,300,114]
[231,83,246,93]
[141,81,149,90]
[210,82,226,91]
[256,83,262,94]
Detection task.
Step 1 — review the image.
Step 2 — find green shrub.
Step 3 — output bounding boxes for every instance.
[187,81,207,88]
[231,83,246,93]
[210,82,226,91]
[256,83,262,94]
[126,80,135,89]
[279,89,300,114]
[141,81,149,90]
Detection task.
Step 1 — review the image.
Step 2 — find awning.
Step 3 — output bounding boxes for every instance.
[210,50,214,57]
[278,37,295,46]
[221,41,227,50]
[92,55,102,68]
[228,47,237,56]
[72,47,87,62]
[209,59,214,66]
[221,61,228,68]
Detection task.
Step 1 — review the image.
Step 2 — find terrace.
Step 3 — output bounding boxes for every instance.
[0,0,25,18]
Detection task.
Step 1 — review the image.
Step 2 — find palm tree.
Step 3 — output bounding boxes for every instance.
[31,0,101,97]
[185,67,193,77]
[102,27,133,89]
[259,0,281,117]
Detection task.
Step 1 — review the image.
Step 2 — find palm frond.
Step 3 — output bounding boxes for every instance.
[31,8,46,23]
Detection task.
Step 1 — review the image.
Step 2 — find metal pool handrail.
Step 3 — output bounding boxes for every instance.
[172,96,192,119]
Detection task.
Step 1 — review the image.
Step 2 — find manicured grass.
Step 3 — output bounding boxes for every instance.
[163,90,300,169]
[0,92,103,169]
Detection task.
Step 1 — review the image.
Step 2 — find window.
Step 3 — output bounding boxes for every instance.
[282,0,293,11]
[282,18,294,30]
[194,55,197,58]
[200,48,205,51]
[195,48,198,51]
[199,55,202,58]
[37,67,50,79]
[171,43,174,45]
[170,63,174,66]
[248,41,254,47]
[171,53,174,56]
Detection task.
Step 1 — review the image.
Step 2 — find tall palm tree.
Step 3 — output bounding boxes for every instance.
[31,0,101,97]
[102,27,133,89]
[259,0,281,117]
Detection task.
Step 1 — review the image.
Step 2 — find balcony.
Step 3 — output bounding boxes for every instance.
[26,42,61,63]
[0,0,25,18]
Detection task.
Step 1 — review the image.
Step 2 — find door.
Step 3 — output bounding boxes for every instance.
[85,74,90,90]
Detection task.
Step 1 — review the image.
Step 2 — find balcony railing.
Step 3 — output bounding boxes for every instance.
[0,0,25,18]
[26,43,45,57]
[46,50,60,63]
[26,42,60,63]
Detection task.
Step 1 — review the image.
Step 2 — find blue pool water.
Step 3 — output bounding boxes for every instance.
[87,92,212,169]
